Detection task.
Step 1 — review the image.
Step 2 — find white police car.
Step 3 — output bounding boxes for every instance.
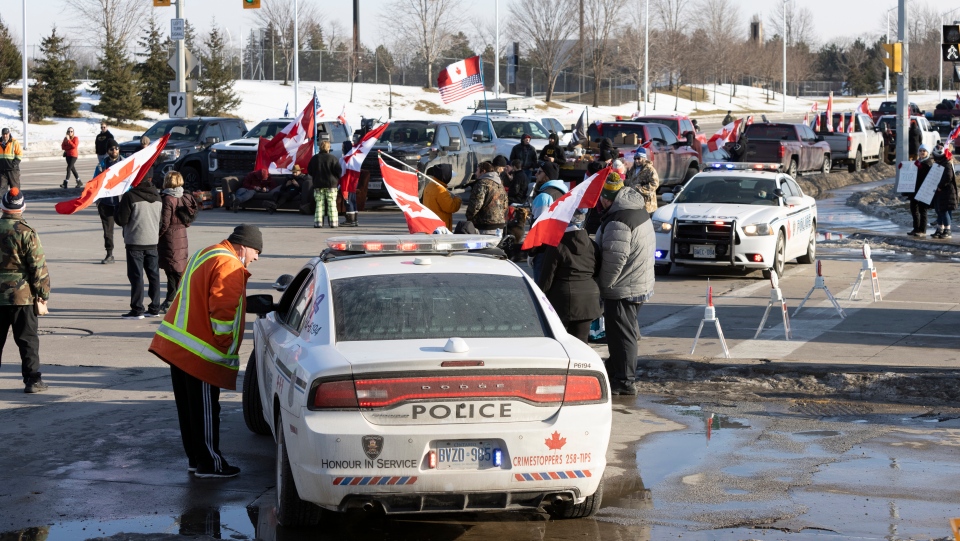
[242,235,612,526]
[652,163,817,278]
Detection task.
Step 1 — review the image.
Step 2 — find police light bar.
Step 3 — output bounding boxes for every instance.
[326,235,501,254]
[705,162,782,171]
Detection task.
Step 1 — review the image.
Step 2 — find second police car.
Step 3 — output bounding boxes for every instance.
[242,235,612,526]
[652,163,817,278]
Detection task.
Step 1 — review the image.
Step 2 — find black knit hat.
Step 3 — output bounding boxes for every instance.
[492,155,508,167]
[539,162,560,180]
[228,224,263,253]
[1,187,24,212]
[107,139,120,150]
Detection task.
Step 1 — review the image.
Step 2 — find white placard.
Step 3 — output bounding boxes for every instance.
[171,19,185,41]
[895,160,918,193]
[914,163,944,206]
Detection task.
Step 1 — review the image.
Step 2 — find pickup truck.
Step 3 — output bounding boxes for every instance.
[741,123,831,177]
[459,114,550,159]
[876,115,942,163]
[871,101,922,123]
[632,114,707,144]
[359,120,497,199]
[207,119,351,188]
[812,112,884,172]
[583,121,701,191]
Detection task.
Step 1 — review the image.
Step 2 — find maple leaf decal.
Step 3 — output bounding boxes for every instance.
[545,431,566,450]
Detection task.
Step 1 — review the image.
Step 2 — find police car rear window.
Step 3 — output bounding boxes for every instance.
[331,274,548,342]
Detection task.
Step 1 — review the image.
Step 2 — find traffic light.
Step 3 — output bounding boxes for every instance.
[882,43,902,73]
[243,0,261,8]
[153,0,171,6]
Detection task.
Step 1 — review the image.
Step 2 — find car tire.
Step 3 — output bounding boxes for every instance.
[654,263,671,276]
[797,223,816,264]
[547,480,603,519]
[762,231,786,280]
[848,149,862,173]
[181,166,201,191]
[787,159,798,178]
[242,352,272,436]
[877,145,884,165]
[820,156,830,175]
[682,166,698,183]
[276,422,322,527]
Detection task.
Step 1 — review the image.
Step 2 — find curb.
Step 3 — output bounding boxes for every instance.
[848,231,960,253]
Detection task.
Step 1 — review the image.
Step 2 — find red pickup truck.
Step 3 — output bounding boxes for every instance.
[741,123,831,177]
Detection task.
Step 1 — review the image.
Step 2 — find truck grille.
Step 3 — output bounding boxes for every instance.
[672,220,737,263]
[216,149,256,174]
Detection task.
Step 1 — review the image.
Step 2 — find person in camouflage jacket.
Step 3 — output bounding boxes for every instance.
[624,147,660,213]
[0,188,51,393]
[465,161,508,234]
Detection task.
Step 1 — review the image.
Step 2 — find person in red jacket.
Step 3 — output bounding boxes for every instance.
[60,128,81,189]
[149,224,262,478]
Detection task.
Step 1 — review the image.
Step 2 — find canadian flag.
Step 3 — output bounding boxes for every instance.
[948,123,960,143]
[811,102,821,132]
[255,97,316,175]
[521,166,611,250]
[825,94,834,133]
[745,115,754,127]
[340,123,389,197]
[55,135,171,214]
[857,99,870,116]
[837,112,845,133]
[337,105,347,125]
[378,158,449,234]
[706,119,742,152]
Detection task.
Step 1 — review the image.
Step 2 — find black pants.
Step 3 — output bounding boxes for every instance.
[164,270,183,305]
[0,170,19,192]
[910,198,929,232]
[275,186,301,208]
[126,248,161,314]
[0,305,41,384]
[169,364,228,471]
[565,319,593,344]
[604,299,642,385]
[98,204,115,254]
[65,157,79,180]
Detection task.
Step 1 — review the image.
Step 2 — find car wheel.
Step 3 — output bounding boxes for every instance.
[654,263,672,276]
[820,156,830,175]
[848,149,862,173]
[242,351,272,436]
[181,166,201,191]
[682,166,698,183]
[276,422,322,527]
[761,231,786,279]
[787,159,798,178]
[797,223,816,264]
[877,145,884,166]
[548,480,603,519]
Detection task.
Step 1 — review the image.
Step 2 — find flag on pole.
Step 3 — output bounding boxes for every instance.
[572,109,587,143]
[55,135,171,215]
[521,166,611,250]
[811,102,821,132]
[847,112,856,132]
[337,105,347,125]
[825,94,834,133]
[857,98,870,116]
[378,158,449,234]
[837,111,845,133]
[948,123,960,144]
[745,115,754,127]
[340,123,389,198]
[255,96,316,175]
[437,56,484,104]
[706,119,742,152]
[313,88,320,156]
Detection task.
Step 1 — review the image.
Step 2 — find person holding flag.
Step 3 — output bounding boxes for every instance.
[339,123,389,227]
[95,141,123,264]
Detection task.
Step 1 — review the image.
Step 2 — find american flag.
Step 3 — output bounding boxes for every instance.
[437,56,484,104]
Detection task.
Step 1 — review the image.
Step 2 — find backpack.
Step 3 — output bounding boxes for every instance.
[175,195,198,226]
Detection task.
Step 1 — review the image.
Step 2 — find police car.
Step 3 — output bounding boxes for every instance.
[652,163,817,278]
[241,235,612,526]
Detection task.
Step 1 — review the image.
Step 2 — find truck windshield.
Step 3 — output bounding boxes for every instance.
[744,125,797,140]
[675,177,780,207]
[142,121,202,142]
[491,120,549,140]
[638,118,679,136]
[245,121,289,139]
[381,123,435,146]
[332,273,548,341]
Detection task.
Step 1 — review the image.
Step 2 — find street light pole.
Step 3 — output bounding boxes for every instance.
[293,0,299,112]
[494,0,499,98]
[782,0,787,113]
[21,0,26,148]
[643,0,649,115]
[886,7,895,100]
[896,0,909,165]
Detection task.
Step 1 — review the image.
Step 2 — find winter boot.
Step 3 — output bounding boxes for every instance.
[75,179,84,188]
[61,180,68,189]
[932,226,944,239]
[347,212,359,227]
[942,226,952,239]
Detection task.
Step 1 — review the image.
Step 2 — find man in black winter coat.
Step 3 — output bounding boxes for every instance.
[95,122,116,165]
[906,144,933,237]
[908,120,921,160]
[539,133,567,165]
[509,134,539,177]
[503,159,530,205]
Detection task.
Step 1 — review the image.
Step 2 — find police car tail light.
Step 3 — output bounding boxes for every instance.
[312,379,360,409]
[350,374,569,408]
[562,375,604,404]
[327,235,501,254]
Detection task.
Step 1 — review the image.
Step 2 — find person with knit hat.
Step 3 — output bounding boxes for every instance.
[149,224,262,479]
[906,144,934,237]
[595,171,655,396]
[116,171,163,319]
[625,147,660,213]
[0,187,51,393]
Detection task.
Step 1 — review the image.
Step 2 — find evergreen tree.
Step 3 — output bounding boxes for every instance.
[195,27,240,116]
[0,16,21,93]
[24,78,53,122]
[32,28,78,118]
[92,40,142,123]
[137,17,173,111]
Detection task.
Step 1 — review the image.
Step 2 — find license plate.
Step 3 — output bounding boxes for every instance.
[693,245,716,258]
[367,181,382,190]
[436,440,496,470]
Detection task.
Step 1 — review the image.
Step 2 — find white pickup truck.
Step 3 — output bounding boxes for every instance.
[813,112,885,172]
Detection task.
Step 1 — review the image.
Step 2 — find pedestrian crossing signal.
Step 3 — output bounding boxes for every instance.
[243,0,261,8]
[882,43,902,74]
[152,0,171,5]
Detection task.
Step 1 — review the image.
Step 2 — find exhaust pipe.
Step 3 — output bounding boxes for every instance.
[362,502,376,512]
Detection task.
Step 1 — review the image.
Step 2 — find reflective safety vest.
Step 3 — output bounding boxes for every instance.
[149,240,251,390]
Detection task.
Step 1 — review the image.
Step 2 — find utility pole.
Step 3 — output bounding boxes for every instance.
[176,0,186,94]
[782,0,787,113]
[21,0,26,148]
[643,0,649,114]
[886,6,896,100]
[896,0,909,165]
[293,0,299,112]
[494,0,499,98]
[579,0,584,99]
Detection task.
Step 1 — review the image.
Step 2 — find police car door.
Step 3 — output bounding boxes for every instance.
[272,268,317,420]
[780,177,811,258]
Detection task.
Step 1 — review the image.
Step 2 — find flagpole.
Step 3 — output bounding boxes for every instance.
[313,87,319,156]
[378,151,446,189]
[479,56,492,144]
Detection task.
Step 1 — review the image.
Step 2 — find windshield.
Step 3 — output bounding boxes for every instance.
[641,119,680,136]
[491,120,549,140]
[744,124,797,140]
[587,123,647,141]
[381,123,435,146]
[878,102,897,113]
[878,118,896,131]
[675,176,781,206]
[142,121,203,142]
[332,273,548,341]
[245,121,290,139]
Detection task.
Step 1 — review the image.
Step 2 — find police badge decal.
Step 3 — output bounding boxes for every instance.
[362,435,384,459]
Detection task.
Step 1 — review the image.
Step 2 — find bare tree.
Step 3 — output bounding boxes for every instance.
[507,0,577,102]
[250,0,321,85]
[765,2,816,48]
[584,0,626,106]
[652,0,691,90]
[694,0,741,95]
[384,0,463,87]
[65,0,148,46]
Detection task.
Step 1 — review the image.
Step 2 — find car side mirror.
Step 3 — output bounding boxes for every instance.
[446,137,461,152]
[661,192,675,203]
[773,189,785,198]
[273,274,295,292]
[205,137,220,145]
[246,294,277,315]
[672,185,683,194]
[472,130,484,143]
